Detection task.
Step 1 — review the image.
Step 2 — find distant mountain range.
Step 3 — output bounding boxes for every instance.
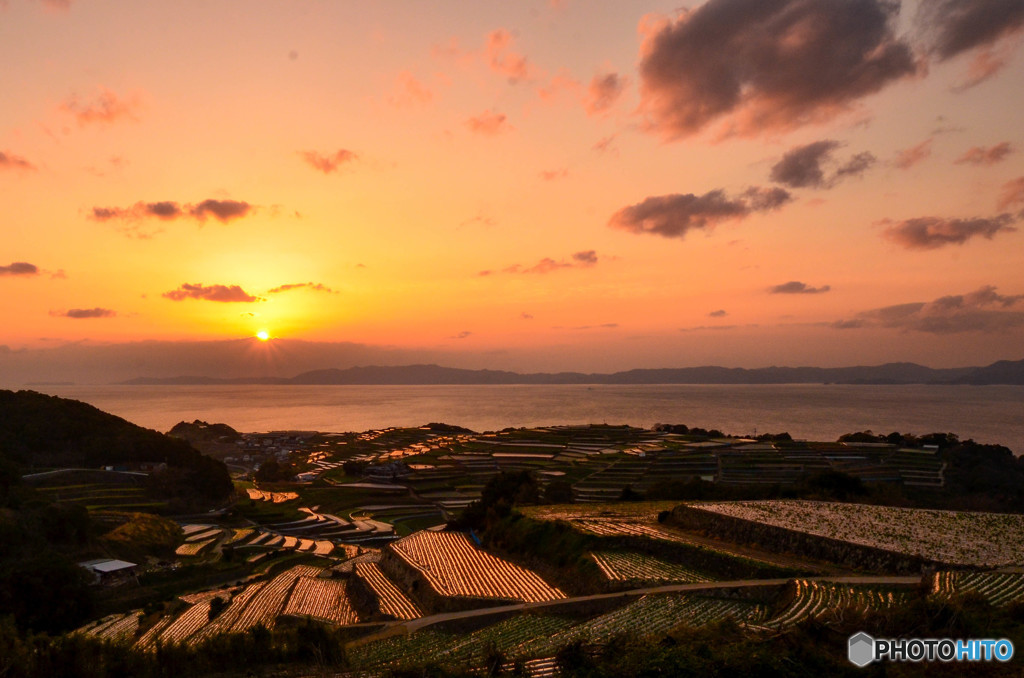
[121,359,1024,385]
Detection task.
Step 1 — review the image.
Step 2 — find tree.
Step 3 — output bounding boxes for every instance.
[543,479,574,504]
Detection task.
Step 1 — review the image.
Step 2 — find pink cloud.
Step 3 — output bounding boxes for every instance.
[893,139,933,170]
[299,149,357,174]
[389,71,433,108]
[61,88,140,125]
[465,110,509,136]
[486,29,532,83]
[584,72,626,115]
[954,142,1013,166]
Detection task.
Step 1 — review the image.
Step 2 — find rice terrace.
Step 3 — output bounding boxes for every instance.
[2,390,1024,676]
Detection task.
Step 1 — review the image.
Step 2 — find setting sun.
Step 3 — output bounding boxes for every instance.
[256,330,270,341]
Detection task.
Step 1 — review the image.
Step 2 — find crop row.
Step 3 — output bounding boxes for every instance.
[78,612,139,642]
[351,613,575,668]
[590,550,709,583]
[931,571,1024,606]
[391,531,565,602]
[765,580,908,627]
[281,576,358,625]
[189,581,267,643]
[570,519,689,544]
[175,538,215,556]
[518,594,761,657]
[156,599,216,645]
[694,500,1024,567]
[227,565,324,634]
[355,562,423,619]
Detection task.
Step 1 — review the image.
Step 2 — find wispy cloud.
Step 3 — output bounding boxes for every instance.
[299,149,357,174]
[609,187,791,240]
[893,138,933,170]
[539,168,568,181]
[0,262,39,276]
[51,307,116,319]
[637,0,916,139]
[486,29,533,83]
[834,285,1024,333]
[465,110,509,136]
[0,151,35,171]
[554,323,619,330]
[954,142,1013,166]
[91,199,255,226]
[997,177,1024,211]
[708,309,728,317]
[881,214,1017,249]
[584,72,626,116]
[769,281,831,294]
[61,87,140,125]
[163,283,264,303]
[490,250,601,276]
[769,140,875,189]
[266,282,335,294]
[388,71,433,108]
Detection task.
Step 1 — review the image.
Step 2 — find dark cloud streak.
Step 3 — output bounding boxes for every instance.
[769,140,876,189]
[834,286,1024,333]
[609,187,791,240]
[163,283,264,303]
[769,281,831,294]
[882,215,1017,249]
[0,262,39,276]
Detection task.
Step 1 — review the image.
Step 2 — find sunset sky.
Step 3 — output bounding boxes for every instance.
[2,0,1024,381]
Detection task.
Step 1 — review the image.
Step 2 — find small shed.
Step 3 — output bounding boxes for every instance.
[78,558,138,585]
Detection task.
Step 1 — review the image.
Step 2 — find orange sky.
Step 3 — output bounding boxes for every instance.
[2,0,1023,376]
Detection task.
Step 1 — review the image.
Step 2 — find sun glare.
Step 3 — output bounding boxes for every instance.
[256,330,270,341]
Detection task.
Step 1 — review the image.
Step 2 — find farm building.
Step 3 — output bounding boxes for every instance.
[79,558,138,585]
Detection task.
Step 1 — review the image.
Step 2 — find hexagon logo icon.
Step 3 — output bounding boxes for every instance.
[849,632,875,667]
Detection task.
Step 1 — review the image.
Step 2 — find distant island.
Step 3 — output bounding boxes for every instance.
[121,358,1024,386]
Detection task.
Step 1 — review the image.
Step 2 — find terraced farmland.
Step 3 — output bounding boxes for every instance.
[519,594,765,657]
[356,562,423,619]
[76,612,140,643]
[175,538,215,557]
[350,613,578,669]
[692,500,1024,567]
[590,551,710,584]
[765,580,911,628]
[391,531,565,602]
[931,571,1024,606]
[229,565,323,633]
[281,576,358,625]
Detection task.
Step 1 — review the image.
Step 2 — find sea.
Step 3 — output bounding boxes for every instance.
[31,383,1024,455]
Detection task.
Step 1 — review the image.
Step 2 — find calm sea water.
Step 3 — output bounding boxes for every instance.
[30,384,1024,454]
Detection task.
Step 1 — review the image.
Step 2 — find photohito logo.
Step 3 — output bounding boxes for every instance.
[849,632,1014,666]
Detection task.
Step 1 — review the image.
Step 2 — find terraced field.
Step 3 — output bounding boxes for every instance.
[350,613,578,669]
[764,580,911,628]
[694,500,1024,567]
[931,571,1024,606]
[391,531,565,603]
[590,551,710,584]
[518,594,765,656]
[352,592,765,670]
[76,612,140,643]
[356,561,423,619]
[282,576,358,625]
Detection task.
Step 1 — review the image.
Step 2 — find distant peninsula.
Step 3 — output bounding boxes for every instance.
[121,358,1024,386]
